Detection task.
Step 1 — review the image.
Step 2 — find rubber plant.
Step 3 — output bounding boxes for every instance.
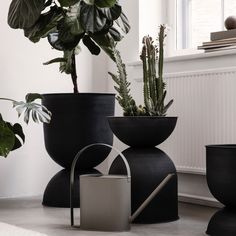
[109,25,173,116]
[7,0,130,93]
[0,94,51,158]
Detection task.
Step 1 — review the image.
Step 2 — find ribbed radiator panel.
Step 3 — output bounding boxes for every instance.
[134,67,236,174]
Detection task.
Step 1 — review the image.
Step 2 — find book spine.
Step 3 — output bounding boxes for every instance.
[211,30,236,41]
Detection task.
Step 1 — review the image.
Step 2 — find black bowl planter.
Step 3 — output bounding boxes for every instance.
[42,93,115,207]
[206,145,236,235]
[108,116,179,223]
[108,116,178,147]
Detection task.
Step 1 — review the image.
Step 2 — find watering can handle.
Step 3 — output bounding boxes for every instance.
[70,143,131,227]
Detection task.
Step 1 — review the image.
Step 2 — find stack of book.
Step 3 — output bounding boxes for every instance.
[198,29,236,53]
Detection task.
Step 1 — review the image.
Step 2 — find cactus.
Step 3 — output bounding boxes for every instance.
[140,25,173,116]
[108,48,139,116]
[110,25,173,116]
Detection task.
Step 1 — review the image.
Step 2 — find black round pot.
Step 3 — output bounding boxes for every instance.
[42,93,115,170]
[108,116,178,223]
[206,144,236,207]
[108,116,177,147]
[206,207,236,236]
[109,147,178,223]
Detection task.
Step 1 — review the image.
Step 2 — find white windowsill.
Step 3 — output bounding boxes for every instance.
[128,49,236,66]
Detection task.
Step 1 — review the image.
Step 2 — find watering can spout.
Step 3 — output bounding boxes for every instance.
[129,173,175,223]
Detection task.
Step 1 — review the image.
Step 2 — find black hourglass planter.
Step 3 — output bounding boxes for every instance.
[206,145,236,235]
[42,93,115,207]
[108,116,179,223]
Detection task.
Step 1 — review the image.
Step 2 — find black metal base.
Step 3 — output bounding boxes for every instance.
[206,208,236,236]
[42,169,100,207]
[109,147,179,224]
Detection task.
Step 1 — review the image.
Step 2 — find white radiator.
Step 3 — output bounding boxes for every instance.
[132,66,236,174]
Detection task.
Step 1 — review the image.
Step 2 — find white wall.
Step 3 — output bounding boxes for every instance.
[0,1,107,198]
[107,0,236,207]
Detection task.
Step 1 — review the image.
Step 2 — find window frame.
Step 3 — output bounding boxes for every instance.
[166,0,227,57]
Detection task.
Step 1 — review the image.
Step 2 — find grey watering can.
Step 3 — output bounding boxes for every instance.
[70,143,174,232]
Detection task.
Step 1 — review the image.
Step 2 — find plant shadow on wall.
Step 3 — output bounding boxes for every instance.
[0,94,51,158]
[108,25,179,224]
[7,0,130,207]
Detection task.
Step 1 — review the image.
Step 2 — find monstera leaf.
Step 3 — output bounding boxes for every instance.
[13,93,52,124]
[8,0,45,29]
[0,115,25,158]
[0,93,51,157]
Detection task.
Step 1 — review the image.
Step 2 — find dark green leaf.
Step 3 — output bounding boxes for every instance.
[48,31,83,51]
[44,0,53,8]
[25,93,42,103]
[91,33,116,60]
[115,12,130,34]
[43,57,67,65]
[60,51,74,74]
[95,0,116,8]
[83,0,116,8]
[7,123,25,151]
[58,0,80,7]
[24,6,63,43]
[8,0,45,29]
[80,2,107,33]
[109,27,123,41]
[65,5,84,35]
[0,116,16,158]
[98,4,121,20]
[82,35,101,55]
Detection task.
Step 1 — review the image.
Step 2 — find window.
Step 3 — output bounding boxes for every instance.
[167,0,236,55]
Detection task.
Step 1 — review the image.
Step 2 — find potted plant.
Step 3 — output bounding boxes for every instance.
[7,0,130,206]
[0,94,51,158]
[108,25,178,223]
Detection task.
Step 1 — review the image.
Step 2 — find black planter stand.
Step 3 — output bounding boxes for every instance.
[42,93,115,207]
[108,117,179,223]
[206,145,236,235]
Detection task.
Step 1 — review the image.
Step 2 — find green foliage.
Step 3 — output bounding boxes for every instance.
[110,25,173,116]
[108,47,138,116]
[140,25,173,116]
[0,94,52,158]
[7,0,130,93]
[8,0,45,29]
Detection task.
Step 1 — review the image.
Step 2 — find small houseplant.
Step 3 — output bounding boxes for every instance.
[0,94,51,158]
[7,0,130,207]
[108,25,179,223]
[108,24,176,147]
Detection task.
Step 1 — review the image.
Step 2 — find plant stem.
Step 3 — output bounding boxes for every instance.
[71,52,78,94]
[0,98,16,103]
